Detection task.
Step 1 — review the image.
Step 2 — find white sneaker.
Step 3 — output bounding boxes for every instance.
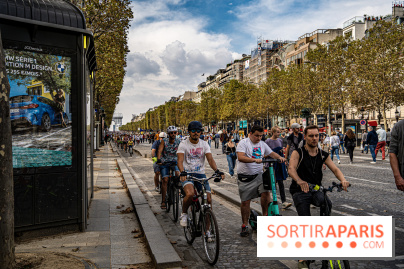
[155,187,160,192]
[206,231,214,242]
[180,213,188,227]
[370,161,376,164]
[282,202,292,209]
[338,160,340,164]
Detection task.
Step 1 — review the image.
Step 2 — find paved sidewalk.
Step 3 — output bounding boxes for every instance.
[16,145,152,269]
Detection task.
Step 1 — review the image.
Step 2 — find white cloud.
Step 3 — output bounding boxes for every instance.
[116,7,238,124]
[233,0,391,41]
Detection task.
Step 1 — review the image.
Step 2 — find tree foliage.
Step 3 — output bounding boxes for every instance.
[121,20,404,132]
[77,0,133,125]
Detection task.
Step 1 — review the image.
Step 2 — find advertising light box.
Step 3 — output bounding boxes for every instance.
[5,47,72,168]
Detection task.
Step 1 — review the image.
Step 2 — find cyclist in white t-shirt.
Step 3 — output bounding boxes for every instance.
[236,125,286,237]
[177,121,225,227]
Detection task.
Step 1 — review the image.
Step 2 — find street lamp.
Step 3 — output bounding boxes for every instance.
[359,107,365,119]
[395,109,400,123]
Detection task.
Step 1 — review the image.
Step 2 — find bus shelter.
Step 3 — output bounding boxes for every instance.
[0,0,97,233]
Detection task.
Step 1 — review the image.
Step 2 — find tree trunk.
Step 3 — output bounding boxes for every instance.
[0,30,15,268]
[382,102,388,129]
[341,107,345,134]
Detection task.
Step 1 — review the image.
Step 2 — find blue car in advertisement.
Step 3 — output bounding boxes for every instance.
[10,95,69,132]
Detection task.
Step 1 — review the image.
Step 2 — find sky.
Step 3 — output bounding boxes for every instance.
[115,0,391,124]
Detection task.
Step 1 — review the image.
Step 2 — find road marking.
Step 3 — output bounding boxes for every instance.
[340,204,358,210]
[344,176,390,185]
[339,155,389,161]
[37,126,72,140]
[367,212,381,216]
[342,164,391,170]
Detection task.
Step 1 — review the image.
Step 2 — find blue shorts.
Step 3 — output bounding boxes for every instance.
[182,173,211,193]
[161,164,179,178]
[153,163,160,173]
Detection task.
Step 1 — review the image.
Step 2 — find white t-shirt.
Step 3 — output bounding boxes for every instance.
[177,139,211,174]
[236,137,273,175]
[330,135,340,147]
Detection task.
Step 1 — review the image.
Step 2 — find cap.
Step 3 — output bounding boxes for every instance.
[291,123,300,129]
[159,132,167,138]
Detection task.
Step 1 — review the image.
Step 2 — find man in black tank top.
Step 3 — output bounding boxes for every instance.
[288,126,350,268]
[288,125,350,216]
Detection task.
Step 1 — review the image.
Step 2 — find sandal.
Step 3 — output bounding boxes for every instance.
[161,202,167,209]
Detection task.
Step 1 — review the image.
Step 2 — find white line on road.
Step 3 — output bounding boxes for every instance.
[342,164,391,170]
[339,155,389,161]
[344,176,390,185]
[340,204,358,210]
[367,212,381,216]
[37,126,72,140]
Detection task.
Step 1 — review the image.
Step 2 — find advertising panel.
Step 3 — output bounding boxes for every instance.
[5,47,72,168]
[257,216,394,259]
[245,59,250,70]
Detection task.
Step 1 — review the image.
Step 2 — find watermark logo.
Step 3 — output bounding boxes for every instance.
[257,216,394,259]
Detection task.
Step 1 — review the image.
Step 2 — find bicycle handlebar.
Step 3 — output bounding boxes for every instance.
[308,182,351,193]
[261,158,281,163]
[186,173,222,182]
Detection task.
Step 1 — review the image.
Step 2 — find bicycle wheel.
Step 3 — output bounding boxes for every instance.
[201,208,220,265]
[184,203,196,245]
[165,184,171,213]
[172,188,179,222]
[322,260,350,269]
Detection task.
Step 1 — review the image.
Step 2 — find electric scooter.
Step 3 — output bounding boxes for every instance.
[249,158,281,230]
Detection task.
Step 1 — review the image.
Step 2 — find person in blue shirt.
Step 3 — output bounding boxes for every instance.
[366,126,379,164]
[151,132,166,192]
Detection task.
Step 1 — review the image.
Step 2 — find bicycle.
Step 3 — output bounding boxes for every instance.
[305,182,351,269]
[162,161,180,222]
[249,158,282,230]
[183,174,221,265]
[128,144,133,156]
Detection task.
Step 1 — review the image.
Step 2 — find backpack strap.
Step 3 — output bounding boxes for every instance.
[296,148,304,170]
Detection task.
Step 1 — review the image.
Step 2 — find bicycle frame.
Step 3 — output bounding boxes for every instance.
[306,182,351,269]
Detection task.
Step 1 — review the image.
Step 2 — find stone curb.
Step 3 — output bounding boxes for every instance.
[112,144,182,269]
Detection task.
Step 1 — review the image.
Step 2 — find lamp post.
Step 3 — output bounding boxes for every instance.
[360,107,365,119]
[395,109,400,123]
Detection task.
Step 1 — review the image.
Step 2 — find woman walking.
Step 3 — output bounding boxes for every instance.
[330,131,341,164]
[225,135,237,176]
[344,129,357,164]
[265,126,291,209]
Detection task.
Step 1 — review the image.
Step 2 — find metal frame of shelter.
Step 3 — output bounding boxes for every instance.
[0,0,97,233]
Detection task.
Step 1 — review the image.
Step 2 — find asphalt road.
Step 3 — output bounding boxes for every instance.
[120,142,404,268]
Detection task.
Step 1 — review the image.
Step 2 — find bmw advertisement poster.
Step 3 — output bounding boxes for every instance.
[5,48,72,168]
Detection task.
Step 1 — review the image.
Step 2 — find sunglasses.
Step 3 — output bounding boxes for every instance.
[169,132,177,135]
[190,129,201,133]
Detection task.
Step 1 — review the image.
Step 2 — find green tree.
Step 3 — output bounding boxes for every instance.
[349,20,404,128]
[307,36,351,132]
[81,0,133,126]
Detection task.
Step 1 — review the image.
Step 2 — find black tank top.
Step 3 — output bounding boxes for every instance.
[289,147,329,194]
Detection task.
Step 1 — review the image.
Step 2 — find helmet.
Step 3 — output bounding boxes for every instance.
[159,132,167,138]
[187,121,203,132]
[167,126,177,133]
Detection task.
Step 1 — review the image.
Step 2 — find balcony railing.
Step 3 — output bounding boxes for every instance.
[298,29,328,40]
[343,16,364,28]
